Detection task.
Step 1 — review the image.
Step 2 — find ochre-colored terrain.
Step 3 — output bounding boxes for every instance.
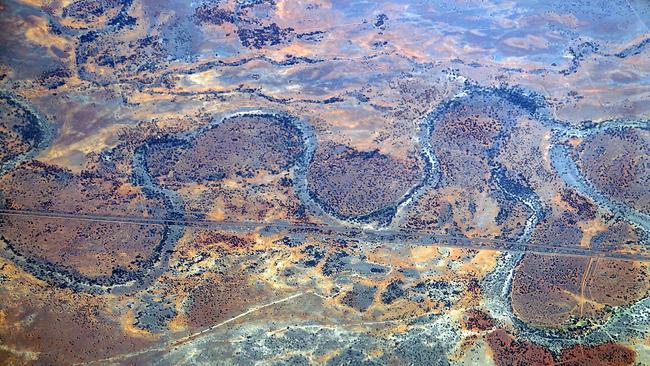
[0,0,649,365]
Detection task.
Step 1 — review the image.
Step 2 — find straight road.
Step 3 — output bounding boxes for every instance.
[1,208,648,262]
